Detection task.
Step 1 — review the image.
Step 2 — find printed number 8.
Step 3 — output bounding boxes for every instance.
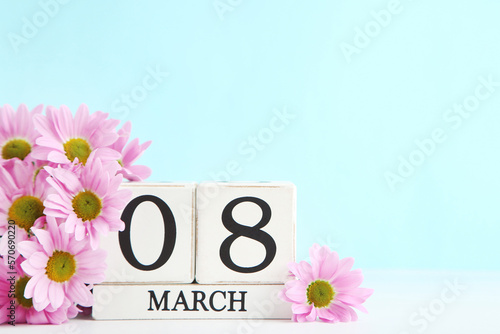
[219,197,277,273]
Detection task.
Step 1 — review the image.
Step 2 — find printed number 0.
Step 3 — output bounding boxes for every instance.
[119,195,176,271]
[219,197,277,273]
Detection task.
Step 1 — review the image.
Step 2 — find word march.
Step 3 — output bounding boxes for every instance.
[148,289,247,312]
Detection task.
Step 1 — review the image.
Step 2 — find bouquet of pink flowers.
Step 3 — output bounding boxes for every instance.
[0,104,151,324]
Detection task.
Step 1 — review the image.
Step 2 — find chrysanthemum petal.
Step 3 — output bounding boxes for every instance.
[23,273,42,299]
[285,284,307,304]
[48,281,65,309]
[18,239,44,259]
[122,164,152,181]
[75,224,86,241]
[287,261,314,283]
[28,251,50,270]
[335,293,368,306]
[20,260,40,278]
[330,257,355,281]
[328,303,352,322]
[305,307,317,322]
[332,269,364,290]
[65,213,79,233]
[67,277,92,306]
[34,276,51,306]
[291,303,312,315]
[34,228,55,255]
[317,307,337,322]
[294,313,309,322]
[93,147,121,161]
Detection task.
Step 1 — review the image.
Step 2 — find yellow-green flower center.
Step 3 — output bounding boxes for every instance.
[45,250,76,283]
[63,138,91,165]
[306,280,335,308]
[15,276,33,308]
[2,138,31,160]
[72,190,102,221]
[8,196,45,232]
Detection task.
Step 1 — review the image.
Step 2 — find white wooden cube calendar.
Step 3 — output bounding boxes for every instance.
[94,181,296,320]
[195,182,296,284]
[99,182,196,283]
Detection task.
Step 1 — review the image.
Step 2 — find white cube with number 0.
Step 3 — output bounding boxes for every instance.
[99,182,195,283]
[196,182,296,284]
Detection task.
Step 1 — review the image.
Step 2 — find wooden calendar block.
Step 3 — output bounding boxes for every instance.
[92,283,292,320]
[99,182,195,283]
[195,182,296,284]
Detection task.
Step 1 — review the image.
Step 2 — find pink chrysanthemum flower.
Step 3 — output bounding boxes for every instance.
[0,257,79,324]
[0,104,43,162]
[0,159,52,261]
[32,104,121,166]
[279,244,373,323]
[110,121,152,181]
[44,153,131,249]
[18,218,106,311]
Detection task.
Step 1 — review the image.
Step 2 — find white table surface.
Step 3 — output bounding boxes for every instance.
[8,270,500,334]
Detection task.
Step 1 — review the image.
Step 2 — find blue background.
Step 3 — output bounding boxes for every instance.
[1,0,499,271]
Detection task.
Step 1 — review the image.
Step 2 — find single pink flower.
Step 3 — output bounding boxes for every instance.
[0,257,79,324]
[0,104,43,162]
[109,121,152,181]
[18,218,106,311]
[32,104,121,166]
[43,153,131,249]
[0,159,53,261]
[279,244,373,323]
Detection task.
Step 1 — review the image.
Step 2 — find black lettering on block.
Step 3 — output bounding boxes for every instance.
[209,290,227,312]
[172,291,191,311]
[147,289,249,313]
[219,197,277,273]
[228,291,247,312]
[148,290,170,311]
[120,195,177,271]
[191,291,209,311]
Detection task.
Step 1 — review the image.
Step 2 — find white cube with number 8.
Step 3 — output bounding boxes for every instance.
[196,182,296,284]
[100,182,195,283]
